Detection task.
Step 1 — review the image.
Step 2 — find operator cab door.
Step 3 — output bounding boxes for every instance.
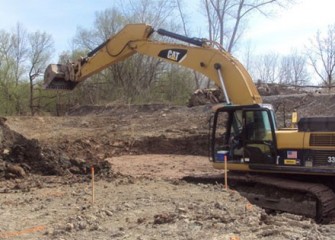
[210,107,243,162]
[242,108,277,165]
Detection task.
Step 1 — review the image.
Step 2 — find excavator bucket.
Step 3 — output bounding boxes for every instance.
[44,64,78,90]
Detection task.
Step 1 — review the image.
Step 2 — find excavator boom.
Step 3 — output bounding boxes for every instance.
[44,23,261,105]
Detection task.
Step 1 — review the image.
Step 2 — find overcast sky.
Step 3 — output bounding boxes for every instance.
[0,0,334,60]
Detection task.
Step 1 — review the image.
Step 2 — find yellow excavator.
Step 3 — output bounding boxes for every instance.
[44,23,335,223]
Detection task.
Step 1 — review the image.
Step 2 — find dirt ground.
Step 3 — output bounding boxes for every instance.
[2,154,334,240]
[1,94,335,239]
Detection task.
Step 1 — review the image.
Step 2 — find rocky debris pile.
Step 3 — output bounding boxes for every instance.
[263,93,335,127]
[188,88,225,107]
[0,118,111,179]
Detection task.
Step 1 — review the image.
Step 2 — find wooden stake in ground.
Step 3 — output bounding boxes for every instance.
[224,155,228,190]
[91,166,95,205]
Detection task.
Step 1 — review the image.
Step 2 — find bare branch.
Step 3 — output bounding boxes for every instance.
[203,0,294,52]
[306,24,335,89]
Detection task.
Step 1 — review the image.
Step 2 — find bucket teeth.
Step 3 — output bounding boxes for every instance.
[44,78,78,90]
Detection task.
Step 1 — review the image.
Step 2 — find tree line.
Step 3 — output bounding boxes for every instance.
[0,0,334,116]
[0,23,54,115]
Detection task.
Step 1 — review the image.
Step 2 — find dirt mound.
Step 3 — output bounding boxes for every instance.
[63,104,211,157]
[3,93,335,179]
[0,118,111,179]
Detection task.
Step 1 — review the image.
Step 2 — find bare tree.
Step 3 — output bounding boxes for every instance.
[175,0,207,89]
[120,0,177,27]
[0,24,56,115]
[72,2,182,104]
[72,8,129,104]
[0,30,13,84]
[27,31,54,115]
[0,26,29,114]
[74,8,127,50]
[307,24,335,90]
[176,0,189,36]
[240,40,255,71]
[201,0,293,53]
[10,23,29,86]
[279,50,310,85]
[253,52,279,83]
[0,30,15,114]
[174,0,294,89]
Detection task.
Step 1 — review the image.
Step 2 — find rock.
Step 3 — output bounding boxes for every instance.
[214,201,226,210]
[90,223,101,231]
[78,221,87,230]
[0,160,6,172]
[70,158,86,167]
[65,223,74,232]
[153,213,176,224]
[105,210,113,216]
[0,117,7,124]
[6,163,26,178]
[3,149,10,154]
[110,230,125,238]
[137,217,146,224]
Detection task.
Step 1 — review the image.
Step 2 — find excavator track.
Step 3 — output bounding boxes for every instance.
[182,172,335,223]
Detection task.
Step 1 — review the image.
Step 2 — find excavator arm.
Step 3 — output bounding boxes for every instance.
[44,23,261,105]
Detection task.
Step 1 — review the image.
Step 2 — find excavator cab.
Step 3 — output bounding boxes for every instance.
[210,104,278,168]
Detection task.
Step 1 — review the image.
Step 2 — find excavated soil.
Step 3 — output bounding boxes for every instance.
[1,93,335,239]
